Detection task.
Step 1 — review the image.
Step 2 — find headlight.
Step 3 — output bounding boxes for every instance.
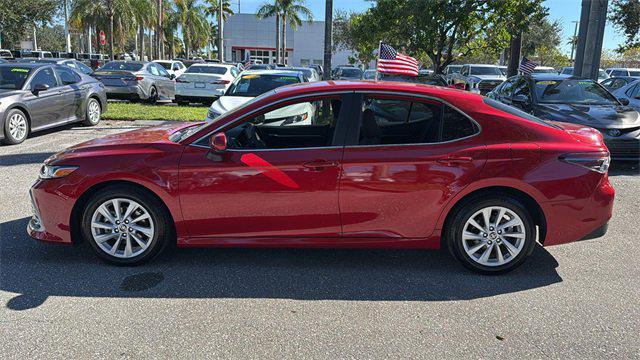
[207,109,221,119]
[39,165,78,179]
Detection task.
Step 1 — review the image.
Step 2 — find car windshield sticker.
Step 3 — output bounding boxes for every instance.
[10,68,29,73]
[278,76,298,81]
[537,80,558,85]
[578,81,592,85]
[243,74,260,79]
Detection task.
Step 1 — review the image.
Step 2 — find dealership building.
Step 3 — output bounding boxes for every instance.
[223,13,362,68]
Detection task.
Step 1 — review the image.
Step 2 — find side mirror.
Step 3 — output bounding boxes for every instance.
[32,83,49,94]
[619,98,630,106]
[169,73,176,80]
[210,132,227,152]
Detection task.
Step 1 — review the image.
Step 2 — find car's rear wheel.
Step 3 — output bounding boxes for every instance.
[82,97,101,126]
[81,186,171,265]
[147,86,158,104]
[446,195,536,274]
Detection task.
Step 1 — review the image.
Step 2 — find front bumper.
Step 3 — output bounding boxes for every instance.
[27,179,75,244]
[603,139,640,160]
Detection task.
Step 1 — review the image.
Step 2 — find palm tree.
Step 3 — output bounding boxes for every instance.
[279,0,313,64]
[205,0,234,59]
[256,1,283,64]
[174,0,210,58]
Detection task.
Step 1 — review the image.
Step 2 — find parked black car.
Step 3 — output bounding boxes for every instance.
[600,76,640,92]
[0,63,107,145]
[487,73,640,160]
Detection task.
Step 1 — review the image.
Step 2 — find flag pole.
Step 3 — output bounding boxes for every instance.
[374,40,382,81]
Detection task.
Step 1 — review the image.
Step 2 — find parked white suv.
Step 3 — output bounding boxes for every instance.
[450,64,506,94]
[605,68,640,77]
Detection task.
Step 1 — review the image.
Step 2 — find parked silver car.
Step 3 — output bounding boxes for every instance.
[611,79,640,112]
[0,63,107,144]
[93,61,175,103]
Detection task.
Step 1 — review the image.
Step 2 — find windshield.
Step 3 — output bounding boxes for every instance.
[0,66,32,89]
[341,68,362,77]
[470,66,502,76]
[186,65,228,75]
[534,79,618,105]
[226,74,300,97]
[99,62,144,71]
[447,66,462,74]
[289,68,313,78]
[156,62,172,70]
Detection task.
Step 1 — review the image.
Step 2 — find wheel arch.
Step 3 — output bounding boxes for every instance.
[69,180,176,244]
[4,104,32,129]
[439,185,547,247]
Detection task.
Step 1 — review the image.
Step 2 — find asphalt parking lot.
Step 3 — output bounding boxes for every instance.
[1,122,639,358]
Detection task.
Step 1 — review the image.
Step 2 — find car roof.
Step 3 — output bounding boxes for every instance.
[190,63,235,68]
[529,73,578,80]
[241,69,303,76]
[0,62,47,69]
[608,67,640,71]
[107,60,146,64]
[465,64,499,67]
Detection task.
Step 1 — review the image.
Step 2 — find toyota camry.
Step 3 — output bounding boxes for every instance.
[28,81,614,274]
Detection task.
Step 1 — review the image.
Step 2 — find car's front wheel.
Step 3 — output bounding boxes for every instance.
[81,186,172,265]
[447,195,536,274]
[2,108,29,145]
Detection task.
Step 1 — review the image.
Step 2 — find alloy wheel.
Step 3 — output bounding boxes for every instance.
[461,206,526,267]
[8,113,27,141]
[90,198,155,259]
[88,99,100,124]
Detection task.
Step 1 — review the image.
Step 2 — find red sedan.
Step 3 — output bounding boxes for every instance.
[28,80,614,274]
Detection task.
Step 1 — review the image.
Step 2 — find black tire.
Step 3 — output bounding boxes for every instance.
[446,194,536,275]
[81,185,173,265]
[146,86,158,104]
[82,97,101,126]
[1,108,29,145]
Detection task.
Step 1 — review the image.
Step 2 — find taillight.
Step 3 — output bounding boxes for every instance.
[559,152,610,173]
[135,76,144,81]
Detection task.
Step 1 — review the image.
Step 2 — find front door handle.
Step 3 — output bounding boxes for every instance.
[303,159,338,171]
[436,156,473,166]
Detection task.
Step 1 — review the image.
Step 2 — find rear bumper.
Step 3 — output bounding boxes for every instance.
[542,175,615,246]
[175,86,225,98]
[104,85,147,100]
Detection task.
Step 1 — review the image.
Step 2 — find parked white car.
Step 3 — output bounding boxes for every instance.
[605,67,640,77]
[175,63,240,105]
[153,60,187,78]
[450,64,506,94]
[206,70,309,123]
[533,66,556,73]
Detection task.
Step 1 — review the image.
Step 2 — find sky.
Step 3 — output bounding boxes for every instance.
[233,0,626,54]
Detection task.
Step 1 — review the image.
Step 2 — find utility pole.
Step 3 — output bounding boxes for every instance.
[218,0,224,61]
[569,20,579,64]
[574,0,608,80]
[323,0,333,80]
[33,25,38,50]
[507,32,522,77]
[63,0,71,52]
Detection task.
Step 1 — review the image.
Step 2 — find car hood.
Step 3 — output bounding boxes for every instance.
[210,96,253,115]
[470,75,506,81]
[45,122,196,164]
[536,103,640,129]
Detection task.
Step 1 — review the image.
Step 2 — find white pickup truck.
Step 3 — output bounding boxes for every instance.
[450,64,506,95]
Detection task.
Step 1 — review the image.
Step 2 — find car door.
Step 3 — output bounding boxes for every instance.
[178,94,351,243]
[152,63,175,99]
[54,65,83,121]
[339,93,486,240]
[24,66,65,129]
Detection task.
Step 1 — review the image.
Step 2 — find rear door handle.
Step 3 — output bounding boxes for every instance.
[303,159,338,171]
[436,156,473,166]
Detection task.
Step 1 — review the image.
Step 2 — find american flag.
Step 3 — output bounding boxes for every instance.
[243,52,252,68]
[518,57,538,76]
[377,43,419,77]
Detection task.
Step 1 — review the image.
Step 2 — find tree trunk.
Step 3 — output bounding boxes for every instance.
[281,16,286,64]
[275,15,280,64]
[323,0,333,80]
[156,0,163,59]
[139,26,145,60]
[507,32,522,77]
[108,14,114,60]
